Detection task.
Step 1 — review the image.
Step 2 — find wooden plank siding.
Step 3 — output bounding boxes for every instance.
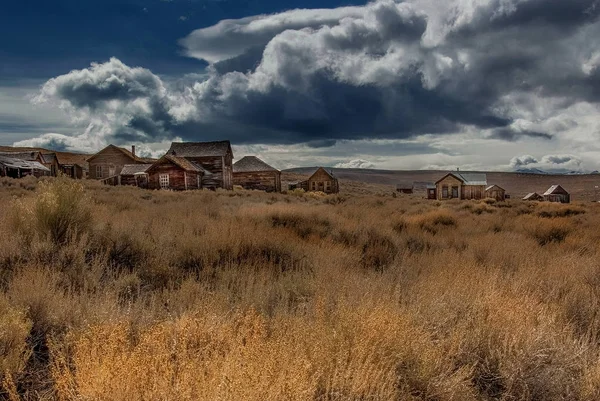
[233,171,281,192]
[88,145,139,180]
[183,156,233,190]
[147,164,201,191]
[307,168,339,194]
[436,175,486,200]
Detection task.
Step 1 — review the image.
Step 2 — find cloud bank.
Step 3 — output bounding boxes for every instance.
[15,0,600,166]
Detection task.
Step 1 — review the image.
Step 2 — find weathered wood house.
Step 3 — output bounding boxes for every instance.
[0,156,51,178]
[119,164,153,187]
[167,141,233,190]
[54,153,89,179]
[147,155,203,191]
[523,192,544,201]
[88,145,145,180]
[233,156,281,192]
[435,172,487,200]
[485,184,506,201]
[543,185,570,203]
[306,167,339,194]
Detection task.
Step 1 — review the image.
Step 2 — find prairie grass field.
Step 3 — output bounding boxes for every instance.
[2,176,600,400]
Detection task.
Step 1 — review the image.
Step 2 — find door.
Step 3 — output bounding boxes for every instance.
[159,174,169,189]
[109,166,116,177]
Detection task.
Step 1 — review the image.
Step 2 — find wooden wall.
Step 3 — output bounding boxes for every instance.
[485,187,506,201]
[148,164,201,191]
[233,171,281,192]
[462,185,486,200]
[89,148,135,179]
[184,156,233,190]
[436,175,462,200]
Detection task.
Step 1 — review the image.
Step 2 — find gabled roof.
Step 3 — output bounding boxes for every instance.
[0,151,41,161]
[0,156,50,171]
[486,184,504,191]
[435,172,487,186]
[233,156,279,173]
[523,192,542,200]
[168,141,232,158]
[40,153,56,164]
[308,167,336,181]
[544,185,569,196]
[151,155,203,173]
[87,144,143,163]
[120,164,153,175]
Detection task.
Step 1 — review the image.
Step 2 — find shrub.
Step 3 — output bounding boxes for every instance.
[0,296,32,387]
[11,178,92,245]
[413,210,457,234]
[529,220,571,246]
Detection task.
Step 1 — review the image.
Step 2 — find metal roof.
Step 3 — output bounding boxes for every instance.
[233,156,278,173]
[523,192,542,200]
[0,151,41,161]
[0,156,50,171]
[168,141,232,157]
[543,185,568,196]
[120,164,153,175]
[486,184,504,191]
[456,173,487,186]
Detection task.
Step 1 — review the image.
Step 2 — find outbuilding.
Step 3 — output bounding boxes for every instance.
[523,192,544,201]
[543,185,570,203]
[147,155,203,191]
[485,184,506,201]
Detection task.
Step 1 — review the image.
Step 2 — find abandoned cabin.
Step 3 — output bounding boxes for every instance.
[291,167,339,194]
[0,156,51,178]
[167,141,234,190]
[119,164,153,187]
[88,145,147,180]
[233,156,281,192]
[435,172,487,200]
[544,185,570,203]
[523,192,544,201]
[146,155,203,190]
[485,184,506,201]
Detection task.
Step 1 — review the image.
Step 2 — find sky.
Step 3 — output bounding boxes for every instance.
[2,0,600,172]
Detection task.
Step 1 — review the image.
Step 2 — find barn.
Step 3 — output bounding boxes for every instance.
[543,185,570,203]
[485,184,506,201]
[147,155,203,191]
[233,156,281,192]
[523,192,544,201]
[435,172,487,200]
[167,141,233,190]
[0,156,51,178]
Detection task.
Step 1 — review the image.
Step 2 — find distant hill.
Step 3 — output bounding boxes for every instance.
[283,167,600,201]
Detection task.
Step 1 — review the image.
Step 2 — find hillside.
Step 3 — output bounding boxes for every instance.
[284,167,600,201]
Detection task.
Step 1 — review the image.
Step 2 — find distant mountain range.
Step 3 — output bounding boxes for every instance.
[515,168,600,175]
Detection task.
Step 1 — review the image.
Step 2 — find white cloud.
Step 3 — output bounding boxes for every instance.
[335,159,376,169]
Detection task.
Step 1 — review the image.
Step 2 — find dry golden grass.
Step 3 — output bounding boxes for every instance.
[2,176,600,400]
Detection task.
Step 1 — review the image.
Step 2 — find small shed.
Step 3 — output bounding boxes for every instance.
[543,185,570,203]
[147,155,203,191]
[413,181,436,199]
[0,156,51,178]
[233,156,281,192]
[523,192,544,201]
[119,164,153,187]
[396,183,414,194]
[485,184,506,201]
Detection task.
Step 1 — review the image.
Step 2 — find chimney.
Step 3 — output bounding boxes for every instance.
[131,145,136,157]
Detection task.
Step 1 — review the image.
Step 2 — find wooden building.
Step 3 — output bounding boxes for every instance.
[88,145,145,180]
[396,183,414,194]
[147,155,203,191]
[0,151,46,165]
[543,185,570,203]
[54,153,89,179]
[485,184,506,201]
[233,156,281,192]
[119,164,153,187]
[306,167,339,194]
[435,172,487,200]
[0,156,51,178]
[523,192,544,201]
[167,141,233,190]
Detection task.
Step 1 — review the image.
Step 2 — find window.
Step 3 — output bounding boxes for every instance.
[109,167,116,177]
[312,182,316,190]
[325,181,331,191]
[197,174,201,189]
[159,174,169,189]
[96,165,103,178]
[442,185,448,198]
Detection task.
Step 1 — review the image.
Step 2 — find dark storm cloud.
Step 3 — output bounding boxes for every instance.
[25,0,600,149]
